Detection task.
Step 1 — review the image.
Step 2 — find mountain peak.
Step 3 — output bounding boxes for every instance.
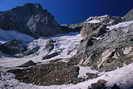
[23,3,43,10]
[0,3,61,38]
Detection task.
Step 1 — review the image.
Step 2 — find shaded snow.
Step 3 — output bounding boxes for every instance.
[0,29,34,44]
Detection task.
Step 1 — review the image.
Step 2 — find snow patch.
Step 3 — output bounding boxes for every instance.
[107,20,133,31]
[78,66,98,79]
[86,19,101,24]
[85,15,109,24]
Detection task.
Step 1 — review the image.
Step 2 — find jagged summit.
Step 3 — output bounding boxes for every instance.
[11,3,43,12]
[0,3,60,38]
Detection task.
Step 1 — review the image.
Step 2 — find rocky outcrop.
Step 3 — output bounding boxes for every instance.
[19,60,36,67]
[71,21,133,71]
[8,62,79,86]
[43,52,60,60]
[76,15,122,39]
[88,80,107,89]
[85,15,123,25]
[88,80,121,89]
[23,46,40,56]
[0,40,26,56]
[80,23,108,39]
[124,9,133,21]
[0,3,60,38]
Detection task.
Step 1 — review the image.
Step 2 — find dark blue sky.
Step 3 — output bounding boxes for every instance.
[0,0,133,24]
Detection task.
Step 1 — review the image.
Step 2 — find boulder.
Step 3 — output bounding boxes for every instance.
[88,80,107,89]
[88,81,121,89]
[8,62,79,86]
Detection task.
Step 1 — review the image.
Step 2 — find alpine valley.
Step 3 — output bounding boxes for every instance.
[0,3,133,89]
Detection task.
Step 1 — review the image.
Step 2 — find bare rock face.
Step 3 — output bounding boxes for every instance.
[0,3,60,38]
[79,15,122,39]
[80,23,108,39]
[71,20,133,71]
[124,9,133,21]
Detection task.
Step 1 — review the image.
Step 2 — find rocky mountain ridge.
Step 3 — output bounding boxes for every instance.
[0,3,77,38]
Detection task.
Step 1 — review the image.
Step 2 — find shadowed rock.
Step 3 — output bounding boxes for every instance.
[19,60,36,67]
[88,80,107,89]
[0,40,26,56]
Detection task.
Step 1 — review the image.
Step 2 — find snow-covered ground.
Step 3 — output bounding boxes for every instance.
[65,63,133,89]
[0,32,82,67]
